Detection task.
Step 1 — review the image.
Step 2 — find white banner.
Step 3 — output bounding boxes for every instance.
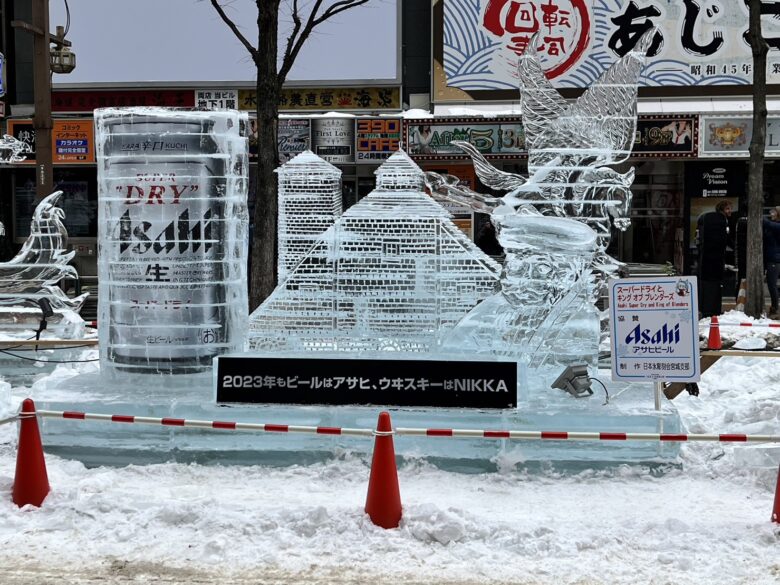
[441,0,780,91]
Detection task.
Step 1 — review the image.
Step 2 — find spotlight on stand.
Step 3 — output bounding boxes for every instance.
[35,297,54,343]
[551,364,594,398]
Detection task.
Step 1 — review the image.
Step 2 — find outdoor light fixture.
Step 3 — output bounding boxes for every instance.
[551,364,594,398]
[50,25,76,74]
[35,297,55,348]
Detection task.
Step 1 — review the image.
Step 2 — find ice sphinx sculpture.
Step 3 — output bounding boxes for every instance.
[439,32,652,373]
[94,108,249,375]
[0,191,88,313]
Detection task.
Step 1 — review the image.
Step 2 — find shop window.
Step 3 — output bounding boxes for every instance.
[13,168,98,240]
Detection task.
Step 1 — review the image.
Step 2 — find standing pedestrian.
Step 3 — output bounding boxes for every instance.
[696,200,732,317]
[763,206,780,319]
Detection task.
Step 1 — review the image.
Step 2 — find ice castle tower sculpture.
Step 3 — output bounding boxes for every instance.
[277,150,342,282]
[246,150,500,352]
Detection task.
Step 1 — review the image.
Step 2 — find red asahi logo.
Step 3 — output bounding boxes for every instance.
[481,0,591,79]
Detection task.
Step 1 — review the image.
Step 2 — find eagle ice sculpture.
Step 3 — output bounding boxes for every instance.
[437,32,652,371]
[0,191,88,312]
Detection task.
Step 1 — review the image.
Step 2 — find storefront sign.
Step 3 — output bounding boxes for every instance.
[53,119,94,163]
[700,115,780,158]
[355,118,401,164]
[277,118,311,163]
[436,1,780,99]
[610,276,700,383]
[215,356,518,409]
[633,116,697,158]
[194,89,238,110]
[52,90,194,112]
[239,87,401,112]
[7,119,95,164]
[312,117,355,163]
[247,117,311,163]
[405,118,525,161]
[6,120,35,159]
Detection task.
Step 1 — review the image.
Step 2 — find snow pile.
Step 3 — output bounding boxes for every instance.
[700,310,780,350]
[0,354,778,584]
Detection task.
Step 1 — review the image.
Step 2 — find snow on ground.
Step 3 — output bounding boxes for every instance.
[0,352,778,584]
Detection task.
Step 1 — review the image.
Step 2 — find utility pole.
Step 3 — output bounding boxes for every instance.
[31,0,52,200]
[12,0,73,201]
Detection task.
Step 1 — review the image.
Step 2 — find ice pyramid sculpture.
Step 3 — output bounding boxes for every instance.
[277,151,342,282]
[246,150,500,352]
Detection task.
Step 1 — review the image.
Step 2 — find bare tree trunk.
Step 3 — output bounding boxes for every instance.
[746,0,768,317]
[251,1,282,311]
[211,0,370,310]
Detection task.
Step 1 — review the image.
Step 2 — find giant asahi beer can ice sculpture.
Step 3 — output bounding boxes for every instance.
[95,108,249,374]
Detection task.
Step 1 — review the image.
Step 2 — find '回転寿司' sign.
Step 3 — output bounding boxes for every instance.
[610,277,700,383]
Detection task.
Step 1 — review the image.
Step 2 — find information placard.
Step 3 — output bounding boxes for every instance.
[610,276,700,383]
[215,356,517,409]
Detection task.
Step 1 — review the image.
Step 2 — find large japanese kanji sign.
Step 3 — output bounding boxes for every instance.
[436,0,780,98]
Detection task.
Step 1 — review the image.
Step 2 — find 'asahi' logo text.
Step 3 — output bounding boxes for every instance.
[625,323,681,345]
[118,208,214,254]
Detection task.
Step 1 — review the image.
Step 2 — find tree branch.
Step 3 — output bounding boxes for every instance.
[209,0,258,61]
[314,0,370,26]
[278,0,370,84]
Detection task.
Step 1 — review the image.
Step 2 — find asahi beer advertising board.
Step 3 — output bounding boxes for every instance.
[405,118,525,161]
[95,109,249,374]
[700,115,780,158]
[610,276,700,383]
[355,118,401,164]
[312,117,355,163]
[435,0,780,100]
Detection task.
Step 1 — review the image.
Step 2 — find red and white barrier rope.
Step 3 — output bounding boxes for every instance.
[31,409,780,444]
[707,322,780,329]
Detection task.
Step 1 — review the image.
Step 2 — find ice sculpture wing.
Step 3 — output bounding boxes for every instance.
[517,33,568,153]
[424,170,503,214]
[541,30,654,165]
[451,140,526,192]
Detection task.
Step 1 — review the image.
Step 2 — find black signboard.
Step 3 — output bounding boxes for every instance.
[633,116,697,158]
[7,121,36,157]
[215,356,517,409]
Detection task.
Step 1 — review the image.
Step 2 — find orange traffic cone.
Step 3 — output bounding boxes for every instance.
[772,464,780,523]
[365,411,402,529]
[708,315,722,350]
[12,398,50,507]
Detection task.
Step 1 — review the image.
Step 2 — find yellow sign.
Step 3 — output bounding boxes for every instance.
[238,87,400,112]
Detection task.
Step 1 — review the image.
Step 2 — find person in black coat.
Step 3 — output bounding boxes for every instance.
[764,206,780,318]
[696,200,732,317]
